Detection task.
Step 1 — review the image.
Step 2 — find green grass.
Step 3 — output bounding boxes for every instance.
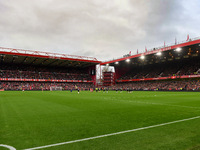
[0,91,200,150]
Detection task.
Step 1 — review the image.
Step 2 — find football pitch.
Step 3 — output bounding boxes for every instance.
[1,91,200,150]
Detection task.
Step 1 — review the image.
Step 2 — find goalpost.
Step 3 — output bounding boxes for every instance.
[50,86,63,91]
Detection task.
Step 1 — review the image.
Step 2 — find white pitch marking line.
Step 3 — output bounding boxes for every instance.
[24,115,200,150]
[0,144,16,150]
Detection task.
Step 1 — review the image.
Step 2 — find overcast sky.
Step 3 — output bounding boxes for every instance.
[0,0,200,61]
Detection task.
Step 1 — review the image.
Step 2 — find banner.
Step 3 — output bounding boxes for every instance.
[0,78,93,83]
[117,74,200,82]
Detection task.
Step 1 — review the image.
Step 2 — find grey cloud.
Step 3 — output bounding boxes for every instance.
[0,0,200,61]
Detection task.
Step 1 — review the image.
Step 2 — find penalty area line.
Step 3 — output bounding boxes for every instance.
[24,115,200,150]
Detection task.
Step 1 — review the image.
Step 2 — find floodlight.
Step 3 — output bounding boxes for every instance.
[176,48,182,52]
[115,62,119,64]
[140,55,145,59]
[126,59,130,62]
[156,52,162,56]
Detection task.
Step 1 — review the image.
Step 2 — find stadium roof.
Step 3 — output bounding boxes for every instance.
[0,47,101,68]
[101,37,200,66]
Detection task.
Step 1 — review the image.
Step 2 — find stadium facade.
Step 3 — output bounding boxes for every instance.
[100,37,200,91]
[0,36,200,91]
[0,47,100,91]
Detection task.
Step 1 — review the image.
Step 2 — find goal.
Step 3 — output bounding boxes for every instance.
[50,86,62,91]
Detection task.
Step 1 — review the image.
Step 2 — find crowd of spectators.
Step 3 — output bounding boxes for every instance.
[0,82,94,91]
[0,64,92,81]
[1,60,200,91]
[119,59,200,80]
[0,63,95,91]
[1,80,200,91]
[114,79,200,91]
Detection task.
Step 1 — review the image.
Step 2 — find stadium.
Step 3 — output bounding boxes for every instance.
[1,38,200,92]
[0,47,100,91]
[101,37,200,91]
[1,1,200,150]
[1,37,200,150]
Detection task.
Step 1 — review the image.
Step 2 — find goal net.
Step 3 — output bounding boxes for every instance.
[50,86,62,91]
